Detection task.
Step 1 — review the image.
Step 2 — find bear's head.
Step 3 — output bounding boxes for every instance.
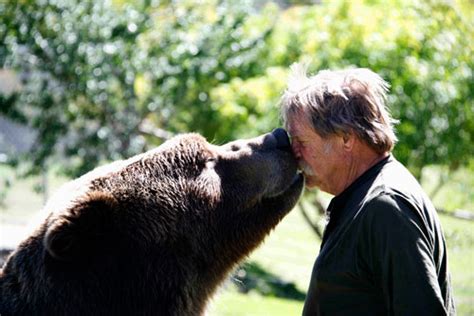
[1,129,304,315]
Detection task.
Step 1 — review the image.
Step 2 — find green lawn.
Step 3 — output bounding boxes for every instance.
[209,291,303,316]
[1,165,473,315]
[208,206,315,315]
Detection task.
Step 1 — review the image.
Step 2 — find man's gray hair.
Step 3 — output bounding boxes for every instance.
[281,63,398,153]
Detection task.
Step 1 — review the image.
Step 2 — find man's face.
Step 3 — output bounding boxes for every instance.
[287,117,345,194]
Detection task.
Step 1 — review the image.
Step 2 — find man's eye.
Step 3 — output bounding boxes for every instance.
[298,140,308,146]
[290,137,307,149]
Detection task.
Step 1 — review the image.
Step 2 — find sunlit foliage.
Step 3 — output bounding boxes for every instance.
[0,0,274,176]
[0,0,472,180]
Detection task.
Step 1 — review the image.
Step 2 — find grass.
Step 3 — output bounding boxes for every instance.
[209,291,303,316]
[440,215,474,315]
[1,164,473,315]
[209,207,316,315]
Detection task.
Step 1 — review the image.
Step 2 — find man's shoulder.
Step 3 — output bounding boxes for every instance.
[366,157,429,210]
[359,160,439,236]
[360,192,411,224]
[356,192,435,249]
[373,157,418,190]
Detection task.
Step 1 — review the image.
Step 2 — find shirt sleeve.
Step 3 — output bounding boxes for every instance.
[360,193,449,315]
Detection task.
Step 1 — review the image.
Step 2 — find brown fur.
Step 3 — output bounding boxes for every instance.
[0,130,303,315]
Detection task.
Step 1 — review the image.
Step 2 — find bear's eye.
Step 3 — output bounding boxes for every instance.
[230,145,240,152]
[205,157,217,168]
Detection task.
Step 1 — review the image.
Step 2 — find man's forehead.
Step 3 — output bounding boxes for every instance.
[287,119,312,137]
[289,133,309,142]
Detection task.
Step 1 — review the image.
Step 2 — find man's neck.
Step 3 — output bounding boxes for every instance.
[335,144,389,196]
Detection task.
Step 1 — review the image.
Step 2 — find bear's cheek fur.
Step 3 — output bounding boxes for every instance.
[192,165,222,207]
[214,150,297,207]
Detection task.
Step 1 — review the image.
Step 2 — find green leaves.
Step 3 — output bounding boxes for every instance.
[1,0,274,176]
[1,0,151,176]
[1,0,472,180]
[266,0,474,178]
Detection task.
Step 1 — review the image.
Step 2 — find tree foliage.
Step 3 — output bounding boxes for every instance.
[265,0,474,178]
[1,0,151,176]
[0,0,275,176]
[136,0,276,142]
[1,0,472,182]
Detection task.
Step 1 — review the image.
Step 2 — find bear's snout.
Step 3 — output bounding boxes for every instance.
[271,128,291,150]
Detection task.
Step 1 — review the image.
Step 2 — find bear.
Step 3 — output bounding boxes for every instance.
[0,128,304,316]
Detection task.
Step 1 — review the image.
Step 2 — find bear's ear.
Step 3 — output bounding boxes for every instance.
[44,191,118,261]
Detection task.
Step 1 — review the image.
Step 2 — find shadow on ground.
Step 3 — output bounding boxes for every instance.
[231,261,306,301]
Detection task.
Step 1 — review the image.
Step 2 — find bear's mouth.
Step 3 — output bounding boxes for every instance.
[263,172,304,201]
[284,172,304,195]
[256,172,304,214]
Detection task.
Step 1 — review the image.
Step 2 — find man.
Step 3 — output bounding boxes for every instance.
[280,63,455,315]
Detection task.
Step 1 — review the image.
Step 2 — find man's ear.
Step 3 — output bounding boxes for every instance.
[342,132,355,151]
[44,191,118,261]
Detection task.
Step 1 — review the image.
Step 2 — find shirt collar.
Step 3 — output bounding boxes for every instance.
[321,154,392,248]
[328,154,392,213]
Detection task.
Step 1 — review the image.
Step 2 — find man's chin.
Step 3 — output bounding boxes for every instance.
[303,175,319,188]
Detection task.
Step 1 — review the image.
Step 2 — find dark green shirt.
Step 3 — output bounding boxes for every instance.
[302,156,455,316]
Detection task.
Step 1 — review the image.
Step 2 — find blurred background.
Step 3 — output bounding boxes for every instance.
[0,0,472,314]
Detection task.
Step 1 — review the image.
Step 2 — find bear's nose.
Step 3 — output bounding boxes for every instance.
[272,128,291,150]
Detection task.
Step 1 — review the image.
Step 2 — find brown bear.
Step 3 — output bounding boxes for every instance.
[0,128,304,316]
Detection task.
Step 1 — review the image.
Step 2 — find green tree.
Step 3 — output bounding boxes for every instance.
[1,0,472,212]
[136,0,276,143]
[1,0,151,176]
[0,0,276,177]
[268,0,474,179]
